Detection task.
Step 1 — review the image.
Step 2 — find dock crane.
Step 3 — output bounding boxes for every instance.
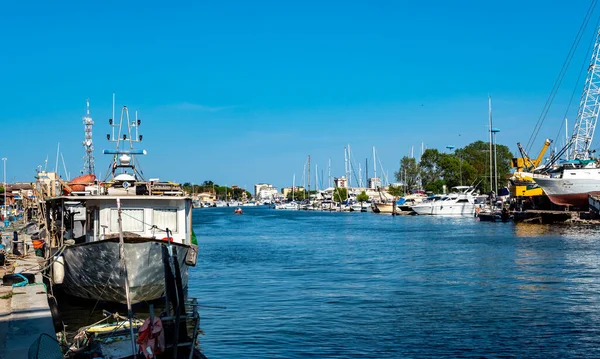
[510,139,552,197]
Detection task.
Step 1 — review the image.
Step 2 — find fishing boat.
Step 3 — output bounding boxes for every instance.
[411,186,477,216]
[45,103,198,304]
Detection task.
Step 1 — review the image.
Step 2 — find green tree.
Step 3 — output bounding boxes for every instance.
[424,179,445,194]
[356,191,369,203]
[387,185,404,198]
[420,149,443,186]
[332,187,348,202]
[460,141,513,193]
[395,156,420,192]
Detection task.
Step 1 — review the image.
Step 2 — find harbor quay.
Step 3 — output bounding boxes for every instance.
[0,226,57,358]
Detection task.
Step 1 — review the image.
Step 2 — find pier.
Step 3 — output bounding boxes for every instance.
[0,229,57,358]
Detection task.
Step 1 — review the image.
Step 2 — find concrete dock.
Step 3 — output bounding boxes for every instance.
[0,230,58,358]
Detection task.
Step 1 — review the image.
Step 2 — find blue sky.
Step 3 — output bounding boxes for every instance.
[0,1,597,190]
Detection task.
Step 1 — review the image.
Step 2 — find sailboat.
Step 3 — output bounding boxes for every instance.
[533,25,600,209]
[45,101,198,304]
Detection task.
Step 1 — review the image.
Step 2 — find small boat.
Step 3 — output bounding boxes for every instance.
[234,207,243,214]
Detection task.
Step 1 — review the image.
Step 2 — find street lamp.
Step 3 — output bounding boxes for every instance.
[491,128,500,195]
[2,158,6,219]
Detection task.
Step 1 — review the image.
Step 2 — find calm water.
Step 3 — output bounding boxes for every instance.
[191,206,600,359]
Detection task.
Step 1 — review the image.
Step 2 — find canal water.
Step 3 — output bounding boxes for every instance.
[191,206,600,358]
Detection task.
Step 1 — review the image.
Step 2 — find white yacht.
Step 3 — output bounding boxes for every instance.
[411,186,476,216]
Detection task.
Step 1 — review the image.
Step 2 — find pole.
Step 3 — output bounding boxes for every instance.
[494,133,498,195]
[488,96,493,194]
[116,198,137,357]
[2,158,5,219]
[308,155,311,201]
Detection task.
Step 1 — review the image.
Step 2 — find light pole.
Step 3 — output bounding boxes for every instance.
[491,128,500,196]
[2,158,6,219]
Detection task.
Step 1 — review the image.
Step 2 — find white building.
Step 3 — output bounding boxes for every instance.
[255,183,278,201]
[334,176,347,188]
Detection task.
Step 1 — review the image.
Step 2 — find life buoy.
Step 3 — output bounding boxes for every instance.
[161,236,173,242]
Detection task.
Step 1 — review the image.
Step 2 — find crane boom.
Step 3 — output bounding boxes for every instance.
[571,26,600,160]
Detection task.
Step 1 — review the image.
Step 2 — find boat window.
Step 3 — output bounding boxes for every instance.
[456,199,469,203]
[153,209,178,232]
[110,209,144,232]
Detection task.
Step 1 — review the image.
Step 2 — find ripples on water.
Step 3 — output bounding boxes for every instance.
[190,207,600,358]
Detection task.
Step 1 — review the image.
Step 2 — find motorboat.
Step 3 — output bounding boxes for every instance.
[411,186,477,216]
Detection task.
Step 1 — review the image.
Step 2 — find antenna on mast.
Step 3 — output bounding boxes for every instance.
[82,99,95,175]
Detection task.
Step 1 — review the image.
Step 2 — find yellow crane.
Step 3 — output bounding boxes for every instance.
[510,139,552,197]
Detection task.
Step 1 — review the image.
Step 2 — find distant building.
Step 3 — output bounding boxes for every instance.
[281,186,304,198]
[37,171,60,197]
[334,176,347,188]
[368,177,381,189]
[255,183,278,201]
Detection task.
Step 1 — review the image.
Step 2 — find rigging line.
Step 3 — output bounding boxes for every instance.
[526,0,598,153]
[553,12,600,150]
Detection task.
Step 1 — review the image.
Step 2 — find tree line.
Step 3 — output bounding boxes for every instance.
[394,140,513,195]
[182,180,251,200]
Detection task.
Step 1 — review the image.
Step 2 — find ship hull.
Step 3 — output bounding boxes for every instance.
[57,238,190,304]
[533,177,600,208]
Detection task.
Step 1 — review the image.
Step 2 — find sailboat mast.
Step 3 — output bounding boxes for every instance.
[344,147,348,186]
[373,146,377,186]
[315,164,318,191]
[347,144,352,188]
[308,155,311,200]
[328,158,331,188]
[488,96,493,193]
[365,158,368,188]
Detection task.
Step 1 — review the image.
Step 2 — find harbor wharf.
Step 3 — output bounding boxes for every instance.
[513,209,598,224]
[0,229,57,358]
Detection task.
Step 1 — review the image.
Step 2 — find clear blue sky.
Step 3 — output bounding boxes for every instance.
[0,1,597,190]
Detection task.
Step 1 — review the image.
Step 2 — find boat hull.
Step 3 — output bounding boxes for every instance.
[412,203,475,216]
[58,238,190,304]
[533,177,600,208]
[373,203,397,214]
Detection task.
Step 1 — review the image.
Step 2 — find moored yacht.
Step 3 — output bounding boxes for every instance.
[411,186,477,216]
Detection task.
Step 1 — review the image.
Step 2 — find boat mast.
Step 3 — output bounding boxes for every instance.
[82,99,95,175]
[373,146,377,187]
[488,96,493,193]
[116,198,137,356]
[328,158,331,188]
[344,146,348,186]
[570,26,600,160]
[308,155,311,200]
